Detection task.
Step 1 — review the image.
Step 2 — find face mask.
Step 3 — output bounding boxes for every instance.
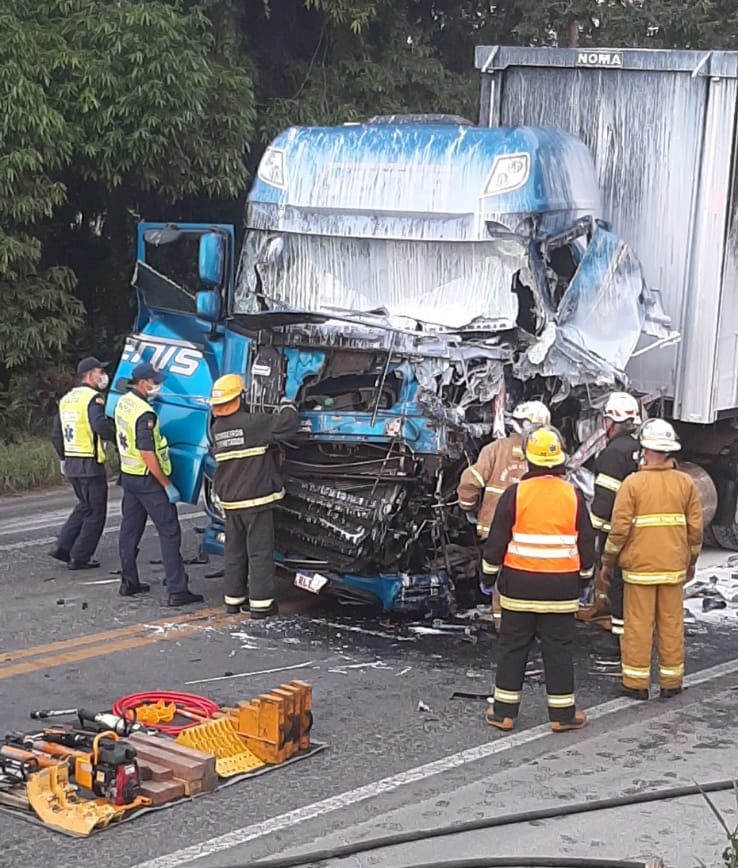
[147,383,162,399]
[97,373,109,391]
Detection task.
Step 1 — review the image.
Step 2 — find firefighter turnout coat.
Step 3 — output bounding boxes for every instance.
[457,434,528,539]
[211,403,300,512]
[482,468,596,613]
[590,431,640,536]
[602,460,703,585]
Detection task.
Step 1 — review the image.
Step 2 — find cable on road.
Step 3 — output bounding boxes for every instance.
[225,778,736,868]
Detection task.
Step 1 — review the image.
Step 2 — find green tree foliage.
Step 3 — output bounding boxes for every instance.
[1,0,255,382]
[0,2,82,374]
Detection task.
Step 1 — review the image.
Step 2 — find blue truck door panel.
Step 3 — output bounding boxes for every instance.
[108,222,235,504]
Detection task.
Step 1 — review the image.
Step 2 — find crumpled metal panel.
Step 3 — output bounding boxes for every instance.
[235,231,525,330]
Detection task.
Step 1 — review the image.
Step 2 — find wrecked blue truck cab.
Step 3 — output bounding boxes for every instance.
[110,119,669,617]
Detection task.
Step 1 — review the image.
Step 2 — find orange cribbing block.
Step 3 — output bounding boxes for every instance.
[227,693,292,765]
[270,688,299,758]
[287,680,313,750]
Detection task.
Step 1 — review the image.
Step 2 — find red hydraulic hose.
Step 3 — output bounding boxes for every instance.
[112,690,219,736]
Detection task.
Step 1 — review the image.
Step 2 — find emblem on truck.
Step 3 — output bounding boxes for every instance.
[576,51,623,68]
[121,335,203,378]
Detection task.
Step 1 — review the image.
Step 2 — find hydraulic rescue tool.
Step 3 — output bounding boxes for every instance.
[29,707,146,735]
[39,729,143,806]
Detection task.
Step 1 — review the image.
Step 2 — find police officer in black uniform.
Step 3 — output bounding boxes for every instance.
[114,362,203,605]
[210,374,299,619]
[51,356,115,569]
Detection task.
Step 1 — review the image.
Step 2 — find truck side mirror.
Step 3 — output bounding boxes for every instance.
[198,232,225,288]
[196,289,221,322]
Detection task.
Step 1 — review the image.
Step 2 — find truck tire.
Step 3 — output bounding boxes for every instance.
[709,523,738,551]
[702,522,718,548]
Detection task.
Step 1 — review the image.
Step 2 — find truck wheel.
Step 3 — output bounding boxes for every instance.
[702,523,718,548]
[709,523,738,551]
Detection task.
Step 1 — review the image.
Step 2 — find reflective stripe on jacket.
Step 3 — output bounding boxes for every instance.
[59,386,106,463]
[602,460,703,585]
[456,434,527,539]
[115,391,171,476]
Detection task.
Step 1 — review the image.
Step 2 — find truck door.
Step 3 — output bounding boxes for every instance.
[108,222,234,503]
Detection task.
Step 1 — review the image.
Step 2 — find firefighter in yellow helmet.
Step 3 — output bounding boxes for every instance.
[210,374,299,618]
[601,418,703,700]
[481,427,595,733]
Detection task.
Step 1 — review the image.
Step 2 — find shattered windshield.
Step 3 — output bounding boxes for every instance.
[234,230,529,329]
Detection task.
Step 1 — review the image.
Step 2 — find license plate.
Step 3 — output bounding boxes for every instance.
[294,572,329,594]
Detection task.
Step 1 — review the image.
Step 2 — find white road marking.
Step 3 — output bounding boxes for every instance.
[185,660,316,685]
[0,511,204,553]
[0,504,123,536]
[133,654,738,868]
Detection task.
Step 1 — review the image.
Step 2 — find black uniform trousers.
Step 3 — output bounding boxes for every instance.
[608,566,625,637]
[57,476,108,564]
[224,509,275,607]
[493,609,577,724]
[118,476,187,594]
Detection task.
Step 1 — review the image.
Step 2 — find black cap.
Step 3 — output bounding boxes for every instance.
[131,362,166,384]
[77,356,108,375]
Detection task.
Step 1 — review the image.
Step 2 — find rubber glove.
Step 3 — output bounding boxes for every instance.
[165,483,181,504]
[466,512,478,526]
[479,579,495,597]
[59,460,67,478]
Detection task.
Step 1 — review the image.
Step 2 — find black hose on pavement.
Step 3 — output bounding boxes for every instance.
[222,778,734,868]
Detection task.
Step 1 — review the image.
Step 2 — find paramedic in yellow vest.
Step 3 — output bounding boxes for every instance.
[481,427,595,733]
[115,362,203,605]
[50,356,115,570]
[601,418,703,700]
[457,400,550,625]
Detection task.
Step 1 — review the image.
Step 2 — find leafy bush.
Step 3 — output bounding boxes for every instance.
[0,437,62,494]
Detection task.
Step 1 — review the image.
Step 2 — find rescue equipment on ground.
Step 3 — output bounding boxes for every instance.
[0,681,320,837]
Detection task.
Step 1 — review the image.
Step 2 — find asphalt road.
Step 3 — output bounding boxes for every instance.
[1,485,737,868]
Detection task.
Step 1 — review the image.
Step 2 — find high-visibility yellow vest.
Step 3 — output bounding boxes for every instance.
[59,386,106,463]
[114,391,171,476]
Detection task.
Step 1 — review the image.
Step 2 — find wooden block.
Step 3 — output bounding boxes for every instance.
[139,779,185,806]
[131,733,214,764]
[180,769,218,797]
[127,741,206,783]
[140,760,173,782]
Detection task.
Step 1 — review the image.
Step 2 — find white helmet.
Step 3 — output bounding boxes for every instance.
[604,392,641,424]
[512,400,551,429]
[639,418,681,453]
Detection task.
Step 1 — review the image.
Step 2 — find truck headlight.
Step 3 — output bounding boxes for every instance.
[483,153,530,196]
[258,147,286,188]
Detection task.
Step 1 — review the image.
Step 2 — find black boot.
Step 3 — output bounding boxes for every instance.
[660,687,683,699]
[226,603,250,615]
[249,601,279,620]
[119,583,151,597]
[49,548,70,563]
[68,560,101,571]
[623,686,650,701]
[167,590,205,607]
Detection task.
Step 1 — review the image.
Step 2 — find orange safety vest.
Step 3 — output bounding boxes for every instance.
[503,476,581,573]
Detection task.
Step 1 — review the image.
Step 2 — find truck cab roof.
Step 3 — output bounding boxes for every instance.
[247,121,602,241]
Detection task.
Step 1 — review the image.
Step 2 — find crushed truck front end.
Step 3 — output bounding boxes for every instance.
[198,119,668,616]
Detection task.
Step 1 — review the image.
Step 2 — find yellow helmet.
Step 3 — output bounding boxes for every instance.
[525,426,565,468]
[210,374,245,406]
